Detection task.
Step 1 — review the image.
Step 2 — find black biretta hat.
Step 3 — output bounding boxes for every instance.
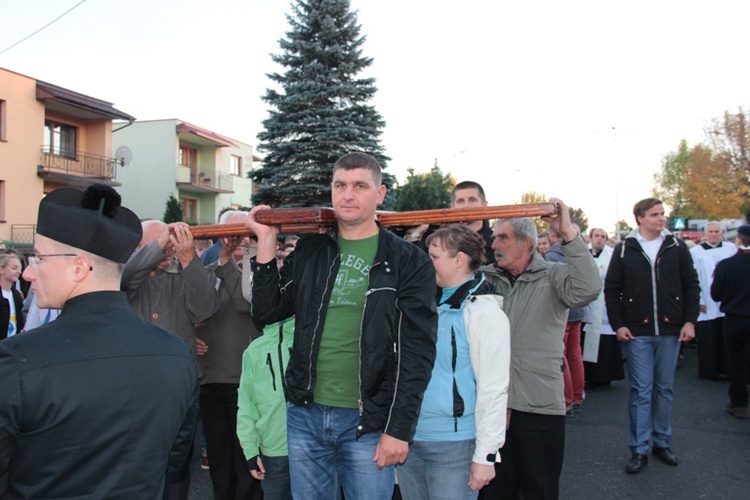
[37,184,142,263]
[738,225,750,239]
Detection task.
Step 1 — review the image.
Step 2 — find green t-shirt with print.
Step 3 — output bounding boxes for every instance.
[313,233,379,408]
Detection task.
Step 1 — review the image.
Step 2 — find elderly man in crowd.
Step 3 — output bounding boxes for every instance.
[479,198,600,499]
[197,210,263,500]
[122,219,220,500]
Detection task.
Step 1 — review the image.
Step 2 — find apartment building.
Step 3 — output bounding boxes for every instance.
[0,67,134,248]
[112,119,259,225]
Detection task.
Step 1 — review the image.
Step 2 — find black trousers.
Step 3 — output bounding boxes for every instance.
[696,318,727,379]
[162,443,192,500]
[479,410,565,500]
[724,316,750,407]
[200,383,262,500]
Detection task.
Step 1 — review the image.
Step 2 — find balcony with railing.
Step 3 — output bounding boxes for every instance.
[175,165,234,193]
[38,147,120,186]
[2,224,36,248]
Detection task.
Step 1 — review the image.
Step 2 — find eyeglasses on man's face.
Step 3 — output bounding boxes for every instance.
[27,254,78,267]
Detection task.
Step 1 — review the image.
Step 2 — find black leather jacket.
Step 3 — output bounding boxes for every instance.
[251,223,437,441]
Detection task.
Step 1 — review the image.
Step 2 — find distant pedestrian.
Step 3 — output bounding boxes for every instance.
[710,224,750,419]
[581,228,624,387]
[546,224,586,415]
[690,222,736,379]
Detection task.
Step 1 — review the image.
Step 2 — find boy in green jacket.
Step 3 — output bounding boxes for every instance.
[237,318,294,500]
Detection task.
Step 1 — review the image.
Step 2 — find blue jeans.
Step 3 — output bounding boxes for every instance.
[623,335,681,454]
[286,403,394,500]
[398,439,477,500]
[259,454,292,500]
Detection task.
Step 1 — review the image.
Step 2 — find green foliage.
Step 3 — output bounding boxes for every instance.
[520,191,548,204]
[654,129,747,221]
[652,139,696,218]
[251,0,393,209]
[520,191,548,233]
[568,207,589,234]
[163,194,183,223]
[394,167,454,211]
[615,219,632,240]
[705,109,750,220]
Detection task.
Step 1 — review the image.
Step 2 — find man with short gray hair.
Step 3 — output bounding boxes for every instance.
[122,219,220,499]
[197,210,263,500]
[480,198,600,499]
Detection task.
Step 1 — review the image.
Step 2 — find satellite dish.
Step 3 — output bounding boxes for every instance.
[115,146,133,167]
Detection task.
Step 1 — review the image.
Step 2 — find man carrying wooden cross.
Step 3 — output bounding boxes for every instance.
[245,152,438,500]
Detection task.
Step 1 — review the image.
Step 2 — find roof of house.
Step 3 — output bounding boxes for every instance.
[36,80,136,122]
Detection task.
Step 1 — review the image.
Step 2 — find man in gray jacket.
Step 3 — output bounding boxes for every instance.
[122,220,220,500]
[480,198,600,500]
[197,210,263,500]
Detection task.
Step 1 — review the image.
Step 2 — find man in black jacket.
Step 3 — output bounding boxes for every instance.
[710,224,750,419]
[246,152,437,499]
[0,185,198,499]
[605,198,700,474]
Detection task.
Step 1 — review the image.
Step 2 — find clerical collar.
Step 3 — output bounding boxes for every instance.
[701,241,722,250]
[591,249,604,258]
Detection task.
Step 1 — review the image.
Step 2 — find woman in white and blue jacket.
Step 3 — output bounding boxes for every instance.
[398,224,510,500]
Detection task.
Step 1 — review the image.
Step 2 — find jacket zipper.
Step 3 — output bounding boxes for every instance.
[307,254,340,393]
[638,237,676,336]
[358,260,382,417]
[266,353,277,391]
[647,252,659,336]
[278,322,286,392]
[362,275,400,433]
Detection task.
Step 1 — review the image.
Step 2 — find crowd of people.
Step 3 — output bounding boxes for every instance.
[1,153,749,500]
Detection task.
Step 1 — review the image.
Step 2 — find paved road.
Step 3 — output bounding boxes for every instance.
[189,346,750,499]
[561,345,750,499]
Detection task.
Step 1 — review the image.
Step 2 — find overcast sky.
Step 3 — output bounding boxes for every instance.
[2,0,748,230]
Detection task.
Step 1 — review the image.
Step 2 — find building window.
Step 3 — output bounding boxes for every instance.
[44,120,77,158]
[230,155,241,176]
[179,145,197,167]
[0,100,6,142]
[180,196,198,222]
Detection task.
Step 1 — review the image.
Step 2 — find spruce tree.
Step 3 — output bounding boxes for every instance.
[251,0,393,208]
[163,194,183,223]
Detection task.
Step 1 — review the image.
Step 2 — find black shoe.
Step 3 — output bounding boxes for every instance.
[727,403,749,419]
[652,447,679,466]
[625,453,648,473]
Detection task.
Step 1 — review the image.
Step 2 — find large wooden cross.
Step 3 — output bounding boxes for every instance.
[189,202,557,239]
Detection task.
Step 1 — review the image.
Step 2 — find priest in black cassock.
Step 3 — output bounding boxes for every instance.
[0,184,198,499]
